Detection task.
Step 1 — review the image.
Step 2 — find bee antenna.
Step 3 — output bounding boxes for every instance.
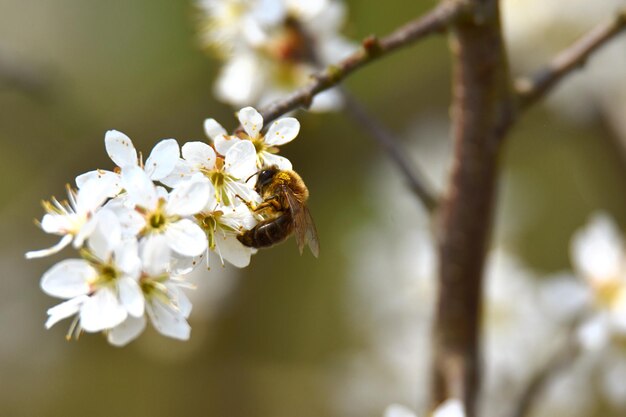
[245,170,262,183]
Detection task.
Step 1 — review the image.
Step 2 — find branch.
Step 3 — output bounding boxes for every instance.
[515,9,626,110]
[340,89,439,212]
[511,317,583,417]
[255,0,468,125]
[0,51,49,95]
[432,1,514,415]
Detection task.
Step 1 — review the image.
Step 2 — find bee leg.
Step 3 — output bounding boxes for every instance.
[235,194,281,221]
[235,194,257,211]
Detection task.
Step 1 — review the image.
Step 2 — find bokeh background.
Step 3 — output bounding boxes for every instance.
[1,0,626,416]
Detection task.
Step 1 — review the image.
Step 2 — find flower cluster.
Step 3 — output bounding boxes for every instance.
[197,0,356,110]
[570,213,626,350]
[26,107,302,346]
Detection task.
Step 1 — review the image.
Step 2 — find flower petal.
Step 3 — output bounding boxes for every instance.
[571,213,624,284]
[264,117,300,146]
[121,165,158,210]
[260,152,292,170]
[45,295,89,329]
[80,288,127,332]
[76,170,121,197]
[214,134,241,156]
[204,118,228,142]
[105,130,137,168]
[215,55,261,105]
[40,259,94,298]
[434,399,465,417]
[147,299,191,340]
[159,159,196,188]
[165,283,193,318]
[216,234,253,268]
[224,140,257,180]
[166,177,212,217]
[237,106,264,139]
[87,209,121,260]
[25,234,74,259]
[144,138,180,181]
[107,315,146,347]
[383,404,417,417]
[140,234,171,276]
[181,141,216,170]
[118,276,145,317]
[164,219,208,257]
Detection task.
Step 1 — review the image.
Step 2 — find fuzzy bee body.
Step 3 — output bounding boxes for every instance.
[237,166,319,257]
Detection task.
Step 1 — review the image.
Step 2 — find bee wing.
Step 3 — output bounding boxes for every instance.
[283,185,320,257]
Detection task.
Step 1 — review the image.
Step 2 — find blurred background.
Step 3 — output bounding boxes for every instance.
[1,0,626,416]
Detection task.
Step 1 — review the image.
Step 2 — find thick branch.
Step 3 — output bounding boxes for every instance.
[340,89,438,212]
[256,0,468,124]
[433,1,513,415]
[516,9,626,110]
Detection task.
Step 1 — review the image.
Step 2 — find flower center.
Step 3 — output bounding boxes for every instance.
[593,278,625,309]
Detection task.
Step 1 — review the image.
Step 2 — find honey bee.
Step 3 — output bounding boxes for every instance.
[237,166,320,257]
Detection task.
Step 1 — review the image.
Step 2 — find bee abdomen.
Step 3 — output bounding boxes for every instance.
[238,214,293,249]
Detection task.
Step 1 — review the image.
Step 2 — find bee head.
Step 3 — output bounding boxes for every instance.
[250,165,280,193]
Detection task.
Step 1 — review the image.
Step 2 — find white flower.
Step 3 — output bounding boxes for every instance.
[195,181,257,268]
[76,130,180,195]
[25,179,113,259]
[161,139,258,205]
[570,212,626,350]
[121,166,211,258]
[207,106,299,170]
[107,236,194,346]
[383,399,465,417]
[199,0,356,110]
[41,210,144,337]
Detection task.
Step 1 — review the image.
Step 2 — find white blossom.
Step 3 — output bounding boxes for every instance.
[25,179,113,259]
[207,106,299,170]
[107,236,194,346]
[76,130,180,195]
[41,211,144,337]
[198,0,356,110]
[570,212,626,350]
[121,166,210,258]
[195,181,257,268]
[161,138,258,205]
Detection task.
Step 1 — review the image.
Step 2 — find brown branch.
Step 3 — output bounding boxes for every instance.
[515,9,626,111]
[432,0,514,416]
[254,0,469,125]
[339,88,439,212]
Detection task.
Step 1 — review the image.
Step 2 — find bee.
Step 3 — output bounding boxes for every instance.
[237,166,320,257]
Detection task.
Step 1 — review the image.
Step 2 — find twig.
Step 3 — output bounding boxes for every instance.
[511,317,583,417]
[253,0,469,125]
[516,9,626,110]
[0,51,49,95]
[432,1,514,416]
[339,89,438,212]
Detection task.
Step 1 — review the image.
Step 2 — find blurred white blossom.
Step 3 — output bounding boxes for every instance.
[197,0,356,110]
[384,399,465,417]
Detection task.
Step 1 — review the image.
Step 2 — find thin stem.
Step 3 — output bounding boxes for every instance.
[511,317,583,417]
[0,51,48,95]
[340,89,438,212]
[516,9,626,110]
[253,0,469,126]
